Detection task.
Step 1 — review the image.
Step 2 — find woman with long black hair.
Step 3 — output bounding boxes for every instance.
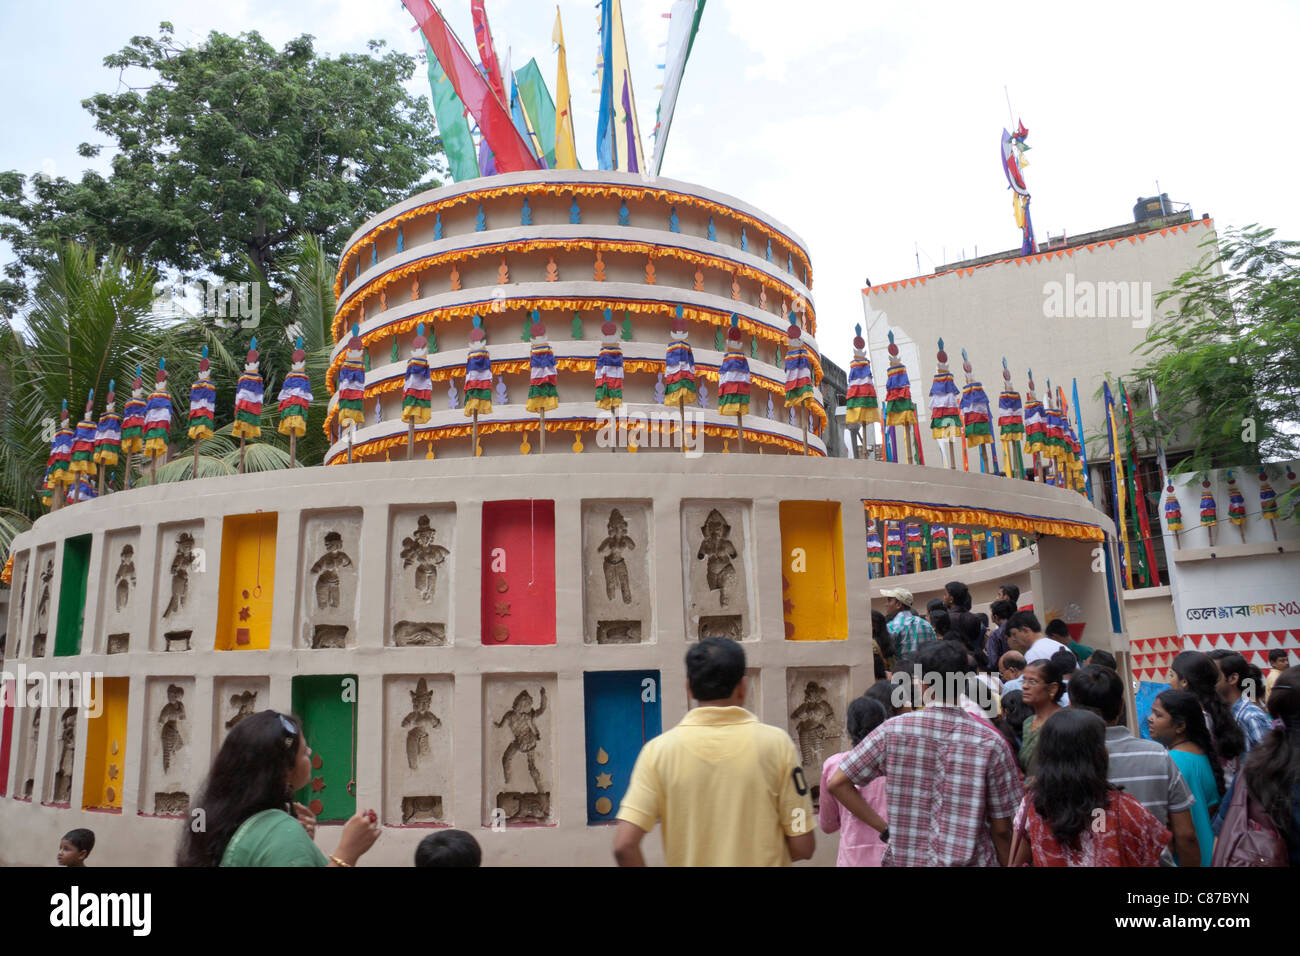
[177,710,381,867]
[1168,651,1246,775]
[1010,709,1169,866]
[1148,690,1223,867]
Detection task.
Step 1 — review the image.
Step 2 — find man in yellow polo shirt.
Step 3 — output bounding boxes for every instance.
[612,638,815,866]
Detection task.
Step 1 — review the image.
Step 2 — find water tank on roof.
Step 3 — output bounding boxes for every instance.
[1134,194,1172,222]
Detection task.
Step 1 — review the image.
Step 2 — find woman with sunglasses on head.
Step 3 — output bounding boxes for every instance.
[1018,658,1065,777]
[1147,690,1223,867]
[177,710,381,867]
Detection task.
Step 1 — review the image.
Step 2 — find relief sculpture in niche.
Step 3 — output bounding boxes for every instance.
[115,545,137,610]
[162,533,195,618]
[53,707,77,803]
[400,515,449,601]
[697,509,739,606]
[225,690,258,729]
[597,509,635,604]
[790,681,836,768]
[158,684,186,772]
[310,532,353,609]
[494,687,550,821]
[23,707,40,797]
[400,678,441,770]
[33,559,54,654]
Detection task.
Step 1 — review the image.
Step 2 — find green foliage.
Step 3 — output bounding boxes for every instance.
[0,23,441,314]
[1129,225,1300,481]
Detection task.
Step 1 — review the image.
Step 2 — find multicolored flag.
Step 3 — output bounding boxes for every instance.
[47,400,75,490]
[277,339,313,438]
[402,324,434,426]
[71,391,97,478]
[782,322,815,409]
[93,381,122,469]
[1118,379,1159,585]
[883,331,916,427]
[717,314,749,417]
[928,340,962,440]
[464,316,494,417]
[337,326,367,430]
[231,342,263,441]
[525,313,559,413]
[845,325,882,427]
[187,346,216,441]
[515,58,557,169]
[959,350,993,449]
[425,40,480,182]
[552,9,579,170]
[1163,483,1183,533]
[663,308,698,406]
[121,368,146,455]
[650,0,707,175]
[142,359,173,460]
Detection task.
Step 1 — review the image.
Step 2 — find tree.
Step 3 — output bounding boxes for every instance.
[0,22,441,313]
[1130,225,1300,483]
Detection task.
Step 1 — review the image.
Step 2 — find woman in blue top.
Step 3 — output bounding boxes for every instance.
[1148,689,1224,867]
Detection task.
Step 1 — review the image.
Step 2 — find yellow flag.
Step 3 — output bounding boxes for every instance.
[553,8,579,169]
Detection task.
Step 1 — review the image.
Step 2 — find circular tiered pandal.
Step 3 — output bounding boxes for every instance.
[0,171,1114,866]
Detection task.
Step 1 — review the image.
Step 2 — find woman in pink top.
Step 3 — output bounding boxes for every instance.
[820,695,891,866]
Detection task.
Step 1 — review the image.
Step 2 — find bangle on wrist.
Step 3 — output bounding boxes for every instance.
[329,855,353,867]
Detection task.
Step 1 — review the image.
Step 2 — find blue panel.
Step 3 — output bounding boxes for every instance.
[1135,681,1169,740]
[583,670,662,824]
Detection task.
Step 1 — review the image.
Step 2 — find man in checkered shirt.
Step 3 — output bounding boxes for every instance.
[827,641,1023,866]
[880,586,937,658]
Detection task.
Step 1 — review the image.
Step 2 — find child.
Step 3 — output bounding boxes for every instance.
[819,696,890,866]
[414,829,481,867]
[58,828,95,867]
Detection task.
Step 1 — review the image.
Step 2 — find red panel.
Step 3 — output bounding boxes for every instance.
[0,690,13,796]
[482,500,555,645]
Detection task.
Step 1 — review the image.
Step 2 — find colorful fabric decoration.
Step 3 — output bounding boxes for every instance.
[1259,470,1277,520]
[69,474,97,503]
[594,315,625,411]
[845,324,881,426]
[1227,473,1246,526]
[998,359,1024,440]
[230,340,263,440]
[525,312,559,413]
[1164,483,1183,532]
[402,323,434,424]
[931,524,949,555]
[782,320,815,408]
[866,527,883,565]
[928,340,962,439]
[1001,119,1034,255]
[958,350,992,447]
[143,359,173,459]
[952,527,972,551]
[120,368,147,455]
[93,381,122,468]
[885,522,903,559]
[464,317,494,416]
[717,314,750,417]
[71,391,97,477]
[1199,481,1217,527]
[337,325,367,430]
[883,331,916,426]
[278,338,313,437]
[1023,373,1048,455]
[187,346,216,441]
[47,401,75,489]
[663,307,698,407]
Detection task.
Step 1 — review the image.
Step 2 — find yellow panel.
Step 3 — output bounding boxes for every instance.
[82,677,128,810]
[215,513,278,651]
[779,501,848,641]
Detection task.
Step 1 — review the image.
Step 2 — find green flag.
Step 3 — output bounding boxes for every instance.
[425,41,480,182]
[514,58,557,170]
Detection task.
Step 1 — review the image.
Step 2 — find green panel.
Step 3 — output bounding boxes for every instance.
[292,674,358,823]
[53,535,92,657]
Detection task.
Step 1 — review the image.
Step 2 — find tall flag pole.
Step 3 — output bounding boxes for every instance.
[1200,479,1218,548]
[663,306,698,455]
[470,0,508,105]
[596,0,617,170]
[93,380,122,496]
[609,0,646,173]
[1226,471,1247,543]
[1259,468,1279,540]
[928,339,962,468]
[465,316,494,456]
[425,40,481,182]
[1119,379,1159,584]
[783,318,815,456]
[959,349,993,473]
[552,8,579,170]
[1103,380,1132,589]
[232,340,263,475]
[650,0,707,176]
[278,337,312,467]
[1024,369,1046,481]
[143,358,173,484]
[999,358,1024,478]
[402,0,540,173]
[402,323,434,459]
[845,325,881,459]
[187,345,216,477]
[1000,119,1035,255]
[1073,377,1094,502]
[526,311,558,453]
[515,58,558,169]
[883,331,916,464]
[71,390,98,488]
[718,314,750,452]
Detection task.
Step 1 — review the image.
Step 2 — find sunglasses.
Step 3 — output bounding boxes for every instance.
[275,712,299,748]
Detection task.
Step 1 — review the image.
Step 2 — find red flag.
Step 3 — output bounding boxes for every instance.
[470,0,507,106]
[401,0,540,173]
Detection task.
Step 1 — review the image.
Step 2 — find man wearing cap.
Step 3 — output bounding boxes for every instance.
[881,587,938,658]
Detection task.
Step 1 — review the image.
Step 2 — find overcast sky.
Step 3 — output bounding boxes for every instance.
[3,0,1298,368]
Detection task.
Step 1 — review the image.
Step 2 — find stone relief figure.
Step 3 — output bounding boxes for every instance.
[309,531,353,610]
[399,515,450,602]
[400,678,442,770]
[597,509,636,605]
[36,560,54,630]
[114,545,137,611]
[494,687,547,792]
[162,533,196,619]
[53,707,77,803]
[697,509,739,607]
[790,681,836,767]
[16,565,26,627]
[158,684,186,773]
[225,689,258,729]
